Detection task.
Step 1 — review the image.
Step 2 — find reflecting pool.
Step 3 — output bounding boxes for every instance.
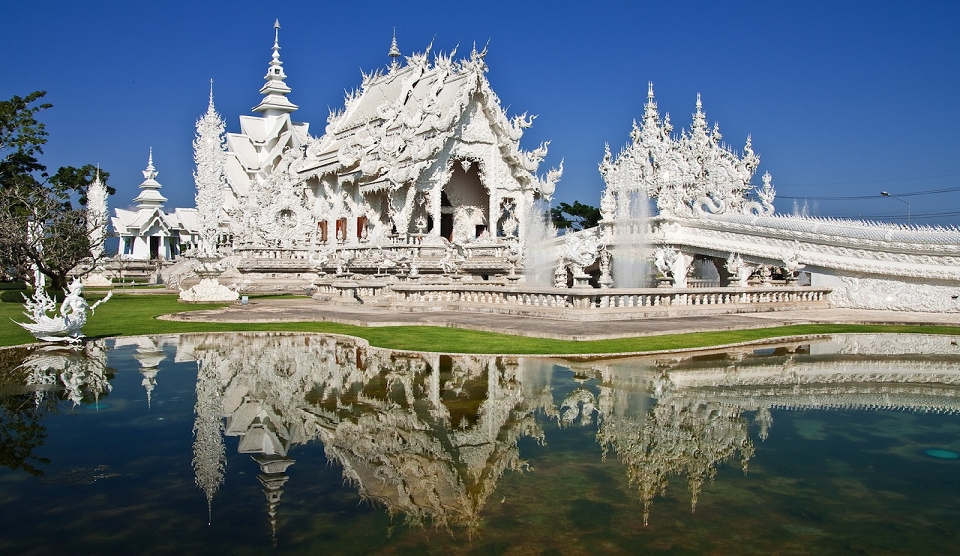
[1,333,959,554]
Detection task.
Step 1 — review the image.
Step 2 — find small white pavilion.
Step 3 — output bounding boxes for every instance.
[111,149,200,260]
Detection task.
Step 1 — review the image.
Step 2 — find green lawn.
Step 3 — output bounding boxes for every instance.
[2,290,960,355]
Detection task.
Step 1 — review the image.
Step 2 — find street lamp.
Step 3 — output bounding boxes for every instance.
[880,191,910,226]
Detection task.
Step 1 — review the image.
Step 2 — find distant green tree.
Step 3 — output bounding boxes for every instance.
[0,91,113,290]
[550,201,602,232]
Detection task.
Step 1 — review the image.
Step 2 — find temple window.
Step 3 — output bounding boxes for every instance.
[357,216,368,239]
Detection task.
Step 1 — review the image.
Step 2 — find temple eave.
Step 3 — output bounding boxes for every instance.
[253,98,298,114]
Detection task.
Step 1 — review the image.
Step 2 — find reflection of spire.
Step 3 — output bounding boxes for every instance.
[141,368,158,408]
[253,454,295,546]
[192,356,226,525]
[133,338,165,408]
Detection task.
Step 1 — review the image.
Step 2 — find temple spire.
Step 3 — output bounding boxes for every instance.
[642,82,660,129]
[388,28,401,71]
[691,92,708,137]
[134,148,167,209]
[252,19,298,117]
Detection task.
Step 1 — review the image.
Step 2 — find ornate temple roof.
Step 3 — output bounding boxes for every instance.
[132,148,167,209]
[296,39,561,197]
[222,21,310,210]
[111,150,199,237]
[600,83,772,218]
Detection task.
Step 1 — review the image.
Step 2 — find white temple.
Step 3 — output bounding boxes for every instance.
[111,149,200,261]
[99,21,960,313]
[213,23,560,280]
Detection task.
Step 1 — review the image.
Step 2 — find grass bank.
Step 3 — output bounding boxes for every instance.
[3,291,960,355]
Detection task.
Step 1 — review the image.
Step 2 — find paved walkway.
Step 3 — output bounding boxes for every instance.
[163,298,960,341]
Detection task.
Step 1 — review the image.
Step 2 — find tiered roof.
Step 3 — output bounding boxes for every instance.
[297,39,561,197]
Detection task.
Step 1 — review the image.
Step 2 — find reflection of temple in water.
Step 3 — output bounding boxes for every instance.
[19,332,956,537]
[113,336,180,408]
[577,333,960,525]
[174,333,555,538]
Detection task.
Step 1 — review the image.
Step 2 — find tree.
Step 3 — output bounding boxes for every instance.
[550,201,602,232]
[0,91,114,290]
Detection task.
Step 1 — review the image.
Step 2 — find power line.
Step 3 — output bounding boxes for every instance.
[778,184,960,201]
[777,172,960,186]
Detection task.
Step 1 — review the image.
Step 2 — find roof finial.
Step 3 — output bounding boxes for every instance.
[253,18,298,116]
[208,79,215,110]
[647,81,654,100]
[388,27,401,70]
[696,92,702,111]
[136,147,166,209]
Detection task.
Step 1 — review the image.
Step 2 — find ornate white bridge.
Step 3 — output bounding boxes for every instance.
[580,84,960,313]
[597,213,960,312]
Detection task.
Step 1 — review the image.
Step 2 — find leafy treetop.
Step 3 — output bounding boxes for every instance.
[550,201,601,232]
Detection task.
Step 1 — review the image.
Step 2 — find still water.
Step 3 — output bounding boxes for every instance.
[1,333,959,554]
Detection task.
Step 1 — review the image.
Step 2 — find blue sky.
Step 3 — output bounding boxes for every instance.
[4,1,959,225]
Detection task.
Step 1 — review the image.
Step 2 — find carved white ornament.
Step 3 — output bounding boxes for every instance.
[86,170,108,260]
[194,86,227,257]
[16,279,111,343]
[600,84,773,219]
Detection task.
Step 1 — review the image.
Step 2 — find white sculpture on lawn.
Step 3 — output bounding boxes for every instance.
[180,82,239,303]
[16,278,111,343]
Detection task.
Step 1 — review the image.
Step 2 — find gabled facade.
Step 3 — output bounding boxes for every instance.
[223,28,561,271]
[111,150,200,260]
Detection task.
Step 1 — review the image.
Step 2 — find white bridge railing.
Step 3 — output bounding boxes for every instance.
[313,280,831,317]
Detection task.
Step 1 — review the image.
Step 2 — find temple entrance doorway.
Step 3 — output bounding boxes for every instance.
[441,161,489,243]
[440,214,453,241]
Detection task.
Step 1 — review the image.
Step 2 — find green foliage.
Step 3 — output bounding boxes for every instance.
[550,201,601,232]
[0,392,53,476]
[0,91,112,290]
[0,91,50,184]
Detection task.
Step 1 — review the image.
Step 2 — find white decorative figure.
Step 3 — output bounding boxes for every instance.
[179,84,239,304]
[653,246,693,288]
[16,278,112,343]
[561,232,600,288]
[654,246,674,279]
[194,81,227,258]
[499,199,519,238]
[600,84,771,218]
[780,243,806,282]
[724,253,754,287]
[599,189,616,221]
[82,169,113,287]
